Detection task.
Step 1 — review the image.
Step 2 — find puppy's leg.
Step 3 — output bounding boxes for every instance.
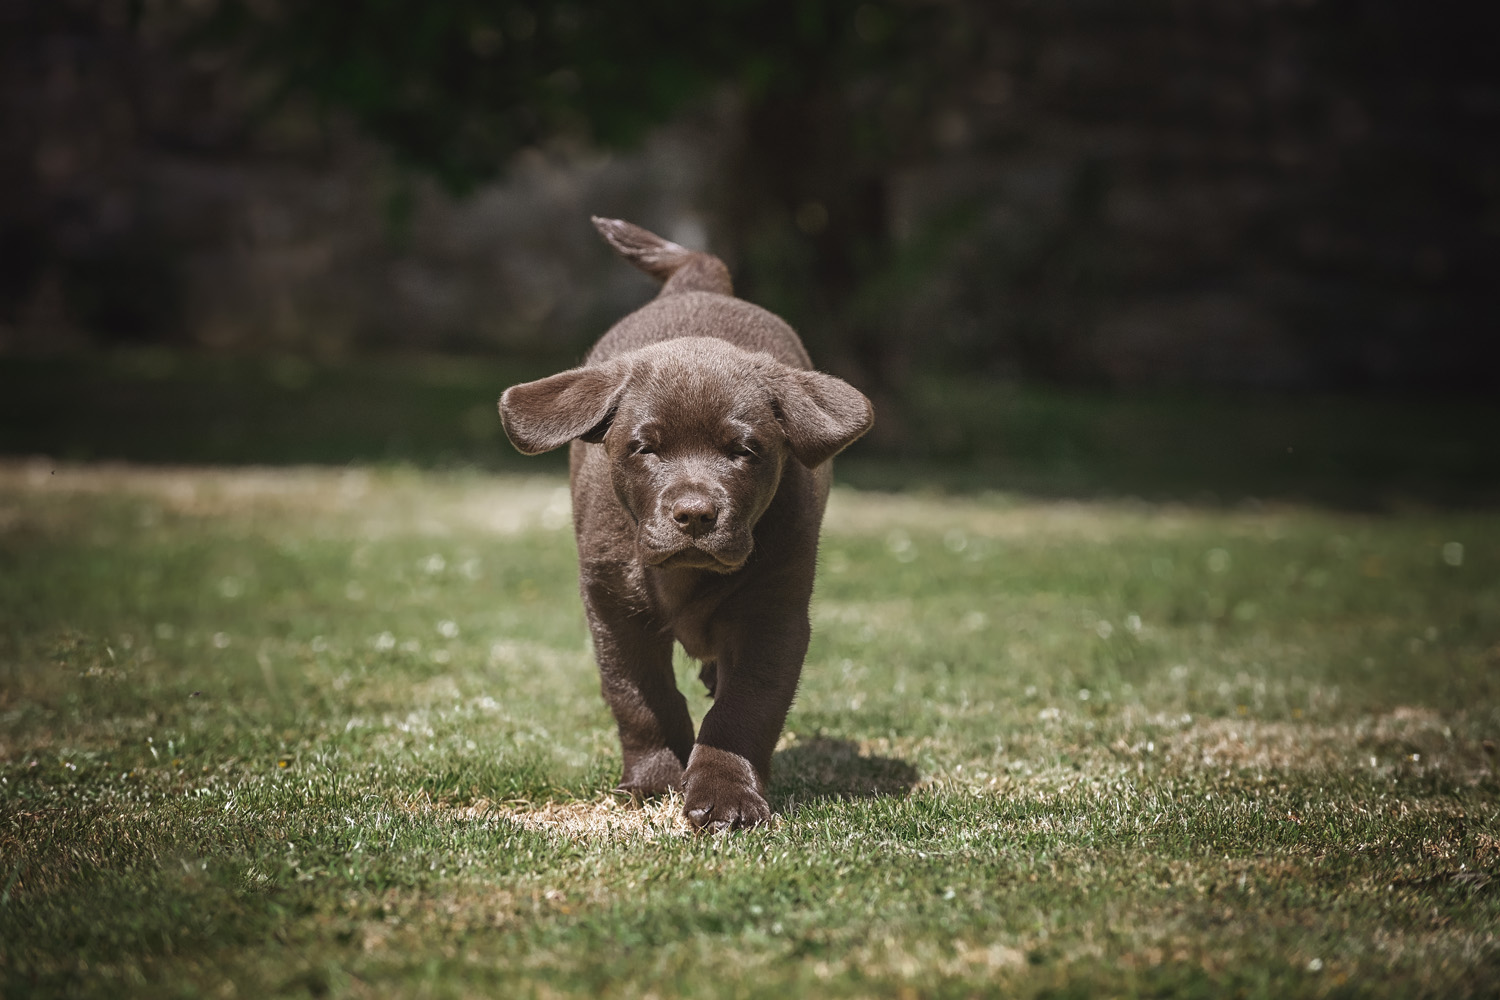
[698,660,718,699]
[583,583,696,798]
[683,615,808,831]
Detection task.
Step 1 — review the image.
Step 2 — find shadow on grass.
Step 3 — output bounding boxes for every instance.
[771,736,919,803]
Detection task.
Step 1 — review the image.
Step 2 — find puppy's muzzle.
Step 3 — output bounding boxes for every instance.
[669,493,719,538]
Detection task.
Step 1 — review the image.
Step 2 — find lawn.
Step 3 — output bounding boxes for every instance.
[1,461,1497,998]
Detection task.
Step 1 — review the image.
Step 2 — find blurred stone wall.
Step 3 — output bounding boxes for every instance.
[0,0,715,362]
[877,1,1500,388]
[142,132,716,359]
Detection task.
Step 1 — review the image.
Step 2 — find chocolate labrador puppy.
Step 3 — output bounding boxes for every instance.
[498,218,873,830]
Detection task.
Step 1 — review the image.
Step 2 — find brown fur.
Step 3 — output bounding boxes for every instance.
[498,218,873,830]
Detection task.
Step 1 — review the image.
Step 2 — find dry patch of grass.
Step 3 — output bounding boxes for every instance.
[497,794,695,840]
[821,487,1311,542]
[0,460,573,539]
[1153,706,1495,781]
[403,789,697,841]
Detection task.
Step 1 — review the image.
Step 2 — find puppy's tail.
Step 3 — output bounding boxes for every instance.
[591,217,733,297]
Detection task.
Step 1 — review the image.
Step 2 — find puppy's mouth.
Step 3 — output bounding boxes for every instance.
[642,543,749,573]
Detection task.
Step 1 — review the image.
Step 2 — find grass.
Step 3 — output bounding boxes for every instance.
[0,461,1496,998]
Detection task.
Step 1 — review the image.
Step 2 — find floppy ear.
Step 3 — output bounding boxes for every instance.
[772,367,875,468]
[499,360,629,455]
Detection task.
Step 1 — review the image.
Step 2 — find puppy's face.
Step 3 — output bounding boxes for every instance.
[500,338,873,571]
[602,355,786,572]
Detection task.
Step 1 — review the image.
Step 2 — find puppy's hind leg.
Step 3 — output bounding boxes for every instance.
[698,660,719,699]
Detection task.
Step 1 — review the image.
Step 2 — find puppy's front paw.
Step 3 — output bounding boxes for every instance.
[682,745,770,831]
[617,747,685,800]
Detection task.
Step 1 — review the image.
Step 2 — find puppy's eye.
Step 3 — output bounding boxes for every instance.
[728,441,759,461]
[629,440,655,457]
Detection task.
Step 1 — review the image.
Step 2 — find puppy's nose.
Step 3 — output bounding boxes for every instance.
[670,494,719,537]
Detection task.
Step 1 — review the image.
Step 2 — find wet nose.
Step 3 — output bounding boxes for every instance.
[670,494,719,537]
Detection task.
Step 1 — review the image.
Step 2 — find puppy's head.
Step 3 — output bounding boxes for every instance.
[500,338,873,572]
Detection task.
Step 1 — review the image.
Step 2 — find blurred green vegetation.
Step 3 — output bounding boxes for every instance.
[3,351,1496,508]
[194,0,947,192]
[7,2,1496,387]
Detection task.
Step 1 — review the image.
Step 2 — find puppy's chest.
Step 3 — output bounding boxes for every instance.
[647,572,736,661]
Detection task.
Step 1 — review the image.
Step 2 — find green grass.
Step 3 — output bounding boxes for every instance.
[2,463,1498,998]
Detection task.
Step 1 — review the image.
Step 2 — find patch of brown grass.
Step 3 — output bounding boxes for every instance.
[821,489,1307,542]
[0,460,572,539]
[403,790,698,841]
